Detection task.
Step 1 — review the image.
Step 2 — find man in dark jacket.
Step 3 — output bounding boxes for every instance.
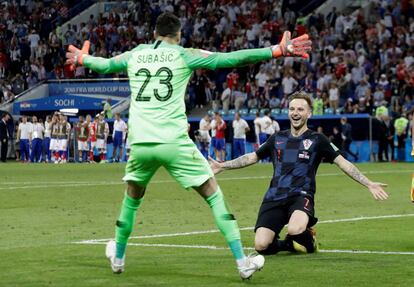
[340,117,358,161]
[0,113,10,162]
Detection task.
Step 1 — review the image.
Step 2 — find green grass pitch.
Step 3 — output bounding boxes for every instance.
[0,162,413,286]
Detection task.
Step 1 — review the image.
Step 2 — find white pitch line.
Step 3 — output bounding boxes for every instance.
[2,169,411,190]
[75,213,414,244]
[72,241,414,255]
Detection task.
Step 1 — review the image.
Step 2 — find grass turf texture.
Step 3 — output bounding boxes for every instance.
[0,162,413,286]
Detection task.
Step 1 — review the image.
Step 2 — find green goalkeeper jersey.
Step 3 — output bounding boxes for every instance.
[83,41,272,144]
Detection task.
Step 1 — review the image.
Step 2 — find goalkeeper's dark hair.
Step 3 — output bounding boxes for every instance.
[155,12,181,37]
[288,91,313,110]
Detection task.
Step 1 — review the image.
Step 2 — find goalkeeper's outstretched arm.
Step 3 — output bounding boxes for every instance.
[208,153,259,175]
[66,40,130,74]
[184,31,312,70]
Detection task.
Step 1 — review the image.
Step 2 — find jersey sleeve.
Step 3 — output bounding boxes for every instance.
[83,51,132,74]
[182,48,272,70]
[256,133,276,159]
[317,134,340,163]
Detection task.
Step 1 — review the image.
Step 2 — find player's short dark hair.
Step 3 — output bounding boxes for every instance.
[155,12,181,37]
[288,91,313,110]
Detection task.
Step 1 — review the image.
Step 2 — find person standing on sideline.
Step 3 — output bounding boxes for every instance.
[340,117,358,161]
[76,115,89,162]
[87,115,97,162]
[0,113,10,162]
[394,113,409,161]
[16,116,32,162]
[112,113,128,162]
[43,115,52,162]
[198,114,212,159]
[96,114,109,163]
[30,116,44,162]
[232,112,250,158]
[214,113,227,161]
[260,110,274,144]
[253,111,261,149]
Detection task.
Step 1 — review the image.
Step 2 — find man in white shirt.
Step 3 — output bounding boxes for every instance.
[221,83,232,114]
[197,115,212,159]
[259,110,274,144]
[255,68,269,94]
[30,116,44,163]
[253,111,261,147]
[282,72,298,96]
[232,112,250,158]
[17,116,32,162]
[112,113,128,162]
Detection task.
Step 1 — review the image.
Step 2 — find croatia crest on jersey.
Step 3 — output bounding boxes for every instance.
[302,139,313,150]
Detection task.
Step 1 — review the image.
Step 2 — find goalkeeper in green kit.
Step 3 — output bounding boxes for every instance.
[66,12,311,279]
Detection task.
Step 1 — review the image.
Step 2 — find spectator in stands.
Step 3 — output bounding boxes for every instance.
[328,82,339,112]
[340,117,358,161]
[282,70,298,97]
[355,78,371,101]
[226,69,239,91]
[269,95,280,109]
[30,116,44,163]
[11,74,25,95]
[17,115,31,162]
[233,84,246,112]
[232,112,249,159]
[313,93,324,115]
[193,70,209,109]
[26,72,38,89]
[221,82,231,114]
[255,67,268,94]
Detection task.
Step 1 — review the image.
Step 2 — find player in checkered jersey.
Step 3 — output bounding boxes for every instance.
[209,91,389,255]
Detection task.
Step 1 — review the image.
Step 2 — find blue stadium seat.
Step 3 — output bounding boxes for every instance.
[280,108,289,114]
[229,109,236,116]
[249,108,259,115]
[324,108,334,114]
[240,109,248,116]
[271,108,280,116]
[207,109,215,116]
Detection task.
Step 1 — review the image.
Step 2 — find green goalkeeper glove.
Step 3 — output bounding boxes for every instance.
[271,31,312,59]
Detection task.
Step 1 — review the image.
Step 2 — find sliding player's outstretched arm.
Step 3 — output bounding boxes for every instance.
[66,41,130,74]
[334,155,389,200]
[184,31,312,70]
[208,152,259,174]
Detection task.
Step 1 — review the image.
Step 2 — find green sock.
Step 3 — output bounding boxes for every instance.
[205,187,245,260]
[115,192,143,259]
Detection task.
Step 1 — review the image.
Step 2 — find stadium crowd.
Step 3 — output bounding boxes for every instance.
[0,0,412,161]
[0,0,413,117]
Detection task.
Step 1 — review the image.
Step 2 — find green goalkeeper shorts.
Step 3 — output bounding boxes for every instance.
[123,139,214,189]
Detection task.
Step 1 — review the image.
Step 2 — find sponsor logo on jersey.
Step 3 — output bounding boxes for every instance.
[298,151,310,160]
